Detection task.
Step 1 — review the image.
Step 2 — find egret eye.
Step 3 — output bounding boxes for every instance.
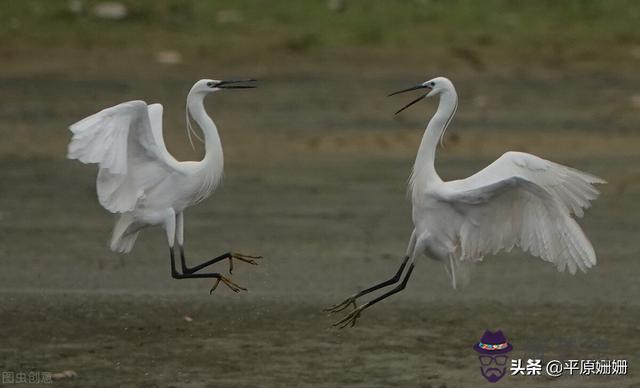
[206,82,214,87]
[430,82,435,87]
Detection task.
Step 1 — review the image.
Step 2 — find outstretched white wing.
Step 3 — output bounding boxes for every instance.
[67,100,185,213]
[443,151,605,274]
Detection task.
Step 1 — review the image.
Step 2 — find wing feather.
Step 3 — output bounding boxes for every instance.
[445,152,604,274]
[67,100,183,213]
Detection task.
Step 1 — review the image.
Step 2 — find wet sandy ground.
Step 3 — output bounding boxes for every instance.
[2,294,638,388]
[1,66,639,387]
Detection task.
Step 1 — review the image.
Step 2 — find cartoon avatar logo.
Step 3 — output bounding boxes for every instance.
[473,330,513,383]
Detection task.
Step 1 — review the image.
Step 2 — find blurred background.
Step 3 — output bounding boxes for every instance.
[1,1,639,386]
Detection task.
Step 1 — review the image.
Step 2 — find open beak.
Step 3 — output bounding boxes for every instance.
[216,79,257,89]
[388,83,432,115]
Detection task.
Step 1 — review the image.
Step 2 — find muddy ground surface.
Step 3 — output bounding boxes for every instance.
[1,59,639,387]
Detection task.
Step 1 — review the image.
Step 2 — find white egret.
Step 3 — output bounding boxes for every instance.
[67,79,262,293]
[327,76,605,327]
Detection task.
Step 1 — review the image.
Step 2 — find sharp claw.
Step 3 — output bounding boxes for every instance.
[225,276,248,292]
[209,276,248,294]
[324,297,357,313]
[224,253,263,274]
[233,252,263,259]
[232,252,263,263]
[210,278,221,294]
[332,305,365,329]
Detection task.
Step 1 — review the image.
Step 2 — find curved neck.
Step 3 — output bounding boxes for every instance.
[186,91,224,179]
[410,88,457,193]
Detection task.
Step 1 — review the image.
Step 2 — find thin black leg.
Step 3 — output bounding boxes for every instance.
[170,246,180,278]
[364,263,415,308]
[169,247,246,292]
[180,245,232,274]
[354,255,410,298]
[171,247,225,279]
[332,264,416,328]
[325,255,410,313]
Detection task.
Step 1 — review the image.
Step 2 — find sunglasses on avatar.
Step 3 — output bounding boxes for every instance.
[479,355,509,366]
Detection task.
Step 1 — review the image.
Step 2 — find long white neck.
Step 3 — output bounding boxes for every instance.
[186,90,224,194]
[409,87,458,195]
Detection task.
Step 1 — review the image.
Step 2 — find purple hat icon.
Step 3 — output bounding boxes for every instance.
[473,330,513,355]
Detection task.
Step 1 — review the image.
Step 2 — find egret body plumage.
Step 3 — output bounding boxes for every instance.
[328,77,605,327]
[67,79,261,292]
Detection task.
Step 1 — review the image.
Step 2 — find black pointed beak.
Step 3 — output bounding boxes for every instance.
[216,79,257,89]
[388,83,432,115]
[388,83,430,96]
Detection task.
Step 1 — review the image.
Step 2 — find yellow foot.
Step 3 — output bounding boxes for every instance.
[209,276,248,294]
[228,252,263,274]
[332,304,367,329]
[324,296,357,313]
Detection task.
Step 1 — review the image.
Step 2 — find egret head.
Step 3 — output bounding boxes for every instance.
[185,78,256,149]
[389,76,454,115]
[191,78,257,95]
